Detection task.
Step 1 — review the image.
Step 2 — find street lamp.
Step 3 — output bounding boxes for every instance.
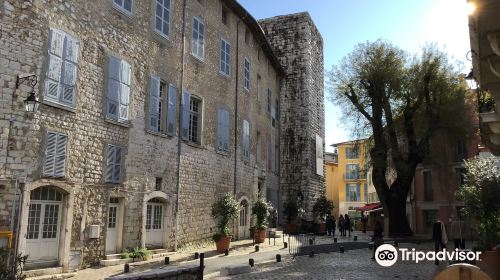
[16,74,40,113]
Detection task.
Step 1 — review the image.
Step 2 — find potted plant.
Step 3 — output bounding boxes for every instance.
[456,156,500,277]
[121,247,151,262]
[283,199,299,234]
[211,193,239,253]
[251,197,271,243]
[312,195,334,234]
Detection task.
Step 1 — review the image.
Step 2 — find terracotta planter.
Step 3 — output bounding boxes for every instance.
[317,223,326,234]
[215,236,231,253]
[478,250,500,279]
[254,228,266,243]
[284,223,295,234]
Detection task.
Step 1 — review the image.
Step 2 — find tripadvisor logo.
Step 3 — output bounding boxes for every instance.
[375,244,482,267]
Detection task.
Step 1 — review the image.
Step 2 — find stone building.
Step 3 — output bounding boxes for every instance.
[260,13,326,222]
[0,0,324,272]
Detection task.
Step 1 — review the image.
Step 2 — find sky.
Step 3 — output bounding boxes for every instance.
[238,0,472,152]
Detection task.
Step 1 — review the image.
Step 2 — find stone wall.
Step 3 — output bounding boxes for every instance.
[259,12,326,221]
[0,0,280,270]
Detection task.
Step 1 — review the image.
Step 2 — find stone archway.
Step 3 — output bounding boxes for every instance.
[141,191,171,249]
[237,196,251,240]
[18,181,74,271]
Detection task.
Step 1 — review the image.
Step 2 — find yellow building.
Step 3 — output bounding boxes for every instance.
[326,139,371,220]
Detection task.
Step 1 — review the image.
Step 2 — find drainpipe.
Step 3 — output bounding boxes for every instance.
[173,0,188,252]
[233,20,241,196]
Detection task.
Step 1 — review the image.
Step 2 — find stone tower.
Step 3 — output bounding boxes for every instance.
[260,12,325,222]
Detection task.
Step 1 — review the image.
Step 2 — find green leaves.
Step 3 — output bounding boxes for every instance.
[252,197,272,230]
[211,193,239,237]
[312,195,334,219]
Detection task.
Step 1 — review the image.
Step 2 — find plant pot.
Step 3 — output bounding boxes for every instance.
[284,223,295,234]
[478,250,500,279]
[215,235,231,253]
[317,223,326,234]
[254,228,266,243]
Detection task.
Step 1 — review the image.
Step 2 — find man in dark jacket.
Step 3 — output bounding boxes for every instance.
[326,215,334,236]
[433,219,448,265]
[344,214,351,237]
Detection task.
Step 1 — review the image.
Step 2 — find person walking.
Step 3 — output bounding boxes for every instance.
[332,215,336,237]
[338,215,345,237]
[450,217,466,249]
[371,221,384,260]
[433,219,448,265]
[361,212,368,233]
[344,214,351,237]
[326,215,334,236]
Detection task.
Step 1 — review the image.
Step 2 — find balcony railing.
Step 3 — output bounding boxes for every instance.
[343,171,366,180]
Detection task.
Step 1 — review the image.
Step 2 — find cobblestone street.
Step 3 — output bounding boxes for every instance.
[215,242,438,280]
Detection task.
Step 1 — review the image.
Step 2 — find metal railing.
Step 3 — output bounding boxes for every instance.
[288,233,315,256]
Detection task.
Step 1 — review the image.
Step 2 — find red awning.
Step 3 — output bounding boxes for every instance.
[355,202,382,212]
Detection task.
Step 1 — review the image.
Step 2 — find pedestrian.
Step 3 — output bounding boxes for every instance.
[361,212,368,233]
[433,219,448,265]
[338,215,345,236]
[332,215,336,237]
[325,215,333,236]
[371,221,384,260]
[450,216,465,249]
[344,214,351,237]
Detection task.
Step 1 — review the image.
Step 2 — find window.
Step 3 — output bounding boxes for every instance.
[192,17,205,60]
[44,29,80,108]
[181,92,202,144]
[105,144,123,183]
[43,131,68,178]
[345,146,359,159]
[256,131,262,166]
[315,135,323,176]
[155,177,162,191]
[256,75,261,101]
[113,0,133,15]
[345,164,359,180]
[267,88,271,112]
[219,40,231,76]
[244,29,250,44]
[346,183,360,202]
[243,120,250,160]
[364,183,368,202]
[423,171,433,201]
[148,76,177,135]
[155,0,171,38]
[217,108,230,152]
[221,6,228,25]
[107,56,131,122]
[243,58,250,92]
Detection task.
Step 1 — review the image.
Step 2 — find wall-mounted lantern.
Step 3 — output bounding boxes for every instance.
[16,74,40,113]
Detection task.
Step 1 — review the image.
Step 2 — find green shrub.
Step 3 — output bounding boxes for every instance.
[211,193,239,240]
[0,248,27,280]
[251,198,271,230]
[312,195,334,222]
[120,247,150,260]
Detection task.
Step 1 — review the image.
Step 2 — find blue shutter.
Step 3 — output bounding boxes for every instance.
[364,183,368,202]
[181,91,191,140]
[119,60,131,121]
[346,185,350,202]
[107,57,121,119]
[167,84,177,135]
[356,184,361,202]
[148,76,160,132]
[217,109,223,150]
[223,109,229,151]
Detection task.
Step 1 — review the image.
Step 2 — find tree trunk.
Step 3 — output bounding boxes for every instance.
[386,192,412,237]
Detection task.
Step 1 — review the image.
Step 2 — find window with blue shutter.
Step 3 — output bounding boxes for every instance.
[113,0,133,15]
[106,144,122,183]
[181,91,191,140]
[220,39,231,76]
[107,56,131,122]
[45,29,80,108]
[167,84,177,135]
[218,108,229,152]
[155,0,170,37]
[192,17,205,60]
[243,58,250,92]
[148,76,161,132]
[43,131,68,178]
[243,120,250,159]
[356,184,361,202]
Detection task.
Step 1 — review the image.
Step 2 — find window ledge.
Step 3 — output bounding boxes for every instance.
[217,150,230,156]
[146,129,174,139]
[184,141,203,149]
[105,117,131,128]
[42,99,77,113]
[112,4,134,19]
[190,53,205,64]
[152,30,172,47]
[218,71,231,80]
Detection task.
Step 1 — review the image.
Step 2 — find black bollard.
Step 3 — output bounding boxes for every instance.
[334,237,337,243]
[394,241,398,248]
[224,249,229,256]
[354,236,358,241]
[124,263,129,273]
[309,238,314,246]
[164,256,170,265]
[340,245,345,253]
[309,250,315,257]
[255,245,259,252]
[194,252,199,259]
[276,254,281,262]
[284,242,288,249]
[368,243,373,250]
[199,253,205,279]
[249,258,255,267]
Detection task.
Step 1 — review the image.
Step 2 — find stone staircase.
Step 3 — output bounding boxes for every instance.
[99,248,172,267]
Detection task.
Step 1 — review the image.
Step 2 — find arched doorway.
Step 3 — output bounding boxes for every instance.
[238,200,250,239]
[25,186,64,262]
[145,198,164,248]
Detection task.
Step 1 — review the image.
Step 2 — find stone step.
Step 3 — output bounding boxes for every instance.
[99,258,133,267]
[149,248,169,255]
[105,253,123,260]
[26,272,76,280]
[24,267,63,278]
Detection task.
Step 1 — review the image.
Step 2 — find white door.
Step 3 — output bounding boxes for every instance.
[106,203,118,253]
[145,202,163,248]
[26,187,63,261]
[239,202,249,239]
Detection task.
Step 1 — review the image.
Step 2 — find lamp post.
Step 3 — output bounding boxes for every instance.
[16,74,40,113]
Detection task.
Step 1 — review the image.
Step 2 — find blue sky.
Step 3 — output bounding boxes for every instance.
[238,0,472,152]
